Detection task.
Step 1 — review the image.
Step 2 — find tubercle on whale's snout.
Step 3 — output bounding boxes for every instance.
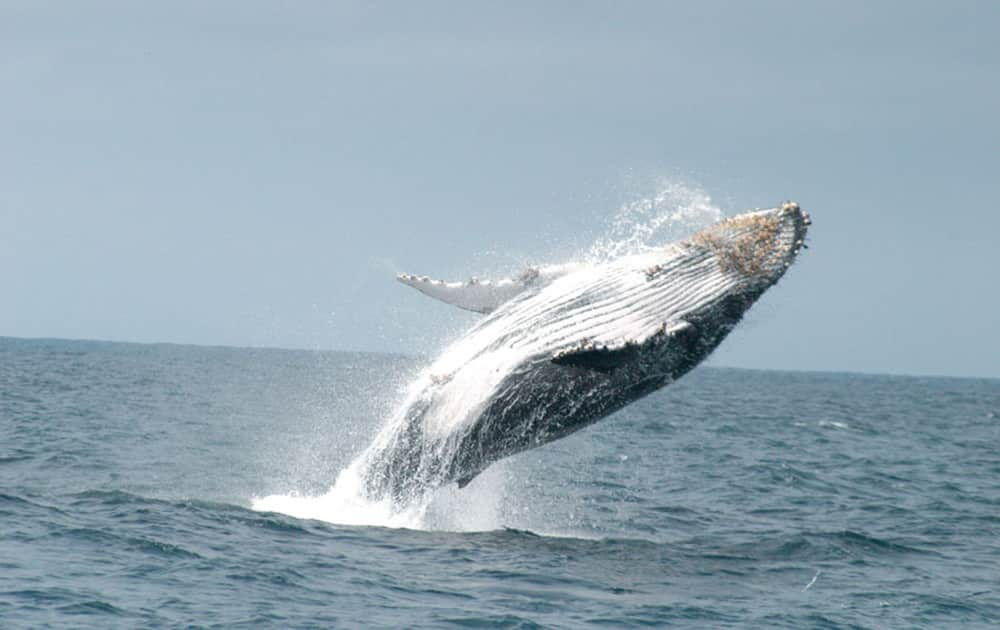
[690,201,810,279]
[782,200,810,226]
[780,201,811,265]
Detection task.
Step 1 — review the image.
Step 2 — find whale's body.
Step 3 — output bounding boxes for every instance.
[361,202,811,504]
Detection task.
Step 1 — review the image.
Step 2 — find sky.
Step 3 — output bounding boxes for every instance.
[2,1,998,378]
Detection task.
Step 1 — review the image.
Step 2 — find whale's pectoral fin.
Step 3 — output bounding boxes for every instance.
[397,268,543,314]
[552,320,693,373]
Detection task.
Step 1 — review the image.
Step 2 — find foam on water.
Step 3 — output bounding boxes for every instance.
[252,455,511,531]
[253,180,725,531]
[252,462,427,529]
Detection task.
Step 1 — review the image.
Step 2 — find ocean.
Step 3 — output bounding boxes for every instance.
[1,336,998,628]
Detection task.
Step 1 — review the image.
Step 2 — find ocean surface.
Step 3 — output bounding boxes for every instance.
[2,336,998,628]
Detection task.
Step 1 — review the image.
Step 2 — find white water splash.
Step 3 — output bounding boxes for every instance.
[252,457,509,531]
[252,461,427,529]
[588,180,723,263]
[253,179,724,531]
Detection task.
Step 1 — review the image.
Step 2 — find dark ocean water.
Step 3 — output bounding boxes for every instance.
[2,336,999,628]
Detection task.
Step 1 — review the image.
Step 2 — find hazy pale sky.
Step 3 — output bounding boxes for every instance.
[3,1,998,378]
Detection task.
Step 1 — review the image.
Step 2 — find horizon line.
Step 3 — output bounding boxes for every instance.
[2,334,997,383]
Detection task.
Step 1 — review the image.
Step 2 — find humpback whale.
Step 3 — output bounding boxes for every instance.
[362,202,811,504]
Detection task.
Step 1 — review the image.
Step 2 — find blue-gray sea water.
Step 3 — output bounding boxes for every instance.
[2,336,998,628]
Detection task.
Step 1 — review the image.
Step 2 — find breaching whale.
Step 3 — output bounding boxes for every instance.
[361,202,811,504]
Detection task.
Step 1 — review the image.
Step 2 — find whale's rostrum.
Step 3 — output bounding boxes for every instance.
[361,202,811,505]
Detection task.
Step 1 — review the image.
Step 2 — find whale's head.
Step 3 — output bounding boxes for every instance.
[639,200,811,363]
[688,201,811,294]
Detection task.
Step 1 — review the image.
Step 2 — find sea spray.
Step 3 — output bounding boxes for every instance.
[252,437,510,531]
[253,460,431,529]
[588,179,723,262]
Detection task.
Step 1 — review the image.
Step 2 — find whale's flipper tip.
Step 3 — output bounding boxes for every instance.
[397,270,540,315]
[397,263,585,315]
[397,272,500,314]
